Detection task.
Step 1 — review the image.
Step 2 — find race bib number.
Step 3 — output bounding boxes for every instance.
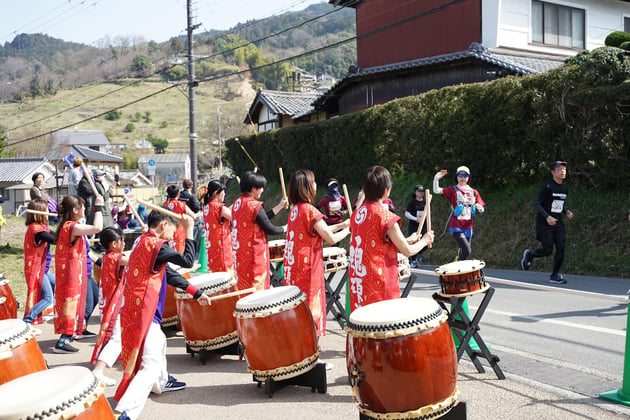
[551,199,564,214]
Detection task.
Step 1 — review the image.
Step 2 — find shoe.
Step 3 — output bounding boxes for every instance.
[549,274,567,284]
[74,329,97,340]
[93,371,116,387]
[409,260,417,269]
[116,411,130,420]
[53,341,79,354]
[161,375,186,392]
[520,249,532,271]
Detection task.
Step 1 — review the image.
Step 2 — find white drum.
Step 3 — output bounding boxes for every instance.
[0,319,47,385]
[435,259,488,297]
[322,247,348,273]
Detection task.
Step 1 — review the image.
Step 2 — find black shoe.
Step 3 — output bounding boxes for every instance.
[161,375,186,392]
[74,329,97,340]
[53,341,79,354]
[549,274,567,284]
[520,249,532,271]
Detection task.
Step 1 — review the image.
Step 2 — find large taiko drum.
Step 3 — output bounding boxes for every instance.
[161,284,179,328]
[435,260,488,297]
[234,286,319,381]
[175,272,243,352]
[268,239,286,263]
[322,247,348,273]
[0,366,115,419]
[0,277,17,320]
[397,253,411,280]
[0,319,47,386]
[346,297,459,419]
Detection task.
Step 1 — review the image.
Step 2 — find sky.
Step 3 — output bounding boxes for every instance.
[0,0,327,46]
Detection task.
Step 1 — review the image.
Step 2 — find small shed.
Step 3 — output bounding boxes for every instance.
[137,154,191,187]
[0,157,55,215]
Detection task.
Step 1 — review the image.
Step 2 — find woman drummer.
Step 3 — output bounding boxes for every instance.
[283,169,350,337]
[202,180,233,274]
[348,166,434,313]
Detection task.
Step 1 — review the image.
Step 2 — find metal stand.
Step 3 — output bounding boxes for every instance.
[325,269,349,328]
[358,402,467,419]
[186,341,240,364]
[400,273,418,298]
[433,287,505,380]
[254,363,327,398]
[270,261,283,288]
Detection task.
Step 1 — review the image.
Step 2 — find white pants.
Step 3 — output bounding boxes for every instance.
[98,318,121,367]
[115,322,168,420]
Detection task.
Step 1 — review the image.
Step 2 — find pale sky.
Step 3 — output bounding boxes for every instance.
[0,0,327,46]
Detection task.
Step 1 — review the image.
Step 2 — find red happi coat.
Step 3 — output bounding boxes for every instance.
[115,231,166,401]
[283,203,326,336]
[24,223,50,325]
[203,200,233,274]
[91,252,125,364]
[348,201,401,313]
[231,193,269,291]
[54,221,88,335]
[164,199,187,252]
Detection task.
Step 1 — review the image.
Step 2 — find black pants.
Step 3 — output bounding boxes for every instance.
[531,222,566,276]
[453,232,472,260]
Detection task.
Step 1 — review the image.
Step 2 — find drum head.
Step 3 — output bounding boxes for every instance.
[175,272,235,298]
[234,286,304,317]
[322,247,344,257]
[268,239,286,248]
[348,298,445,338]
[435,259,485,275]
[0,319,32,351]
[0,366,104,419]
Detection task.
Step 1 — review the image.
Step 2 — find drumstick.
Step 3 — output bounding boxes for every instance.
[425,190,432,248]
[138,199,183,220]
[279,167,288,208]
[80,163,100,197]
[123,193,147,230]
[342,184,353,216]
[207,287,256,303]
[26,209,57,217]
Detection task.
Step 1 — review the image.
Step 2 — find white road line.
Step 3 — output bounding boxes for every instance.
[470,306,626,337]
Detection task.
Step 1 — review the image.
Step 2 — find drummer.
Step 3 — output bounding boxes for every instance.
[164,184,196,253]
[231,171,287,291]
[348,166,434,312]
[284,170,350,337]
[202,180,233,274]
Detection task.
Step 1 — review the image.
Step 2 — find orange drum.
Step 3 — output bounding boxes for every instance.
[0,277,17,320]
[161,284,179,328]
[0,366,115,419]
[346,297,459,419]
[435,260,488,297]
[175,272,242,352]
[397,253,411,280]
[322,247,348,273]
[268,239,286,263]
[235,286,319,381]
[0,319,47,385]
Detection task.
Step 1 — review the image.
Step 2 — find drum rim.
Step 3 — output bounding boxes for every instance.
[186,331,239,351]
[174,275,236,299]
[357,387,459,420]
[249,350,320,381]
[435,259,485,275]
[347,307,446,338]
[0,319,33,351]
[234,286,304,315]
[268,239,286,246]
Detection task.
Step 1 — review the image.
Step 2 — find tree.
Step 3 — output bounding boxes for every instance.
[131,54,152,76]
[148,134,168,154]
[170,37,184,55]
[29,75,43,98]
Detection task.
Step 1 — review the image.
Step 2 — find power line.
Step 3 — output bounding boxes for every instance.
[6,0,466,147]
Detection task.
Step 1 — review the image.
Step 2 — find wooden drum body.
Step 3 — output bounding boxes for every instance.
[0,319,47,385]
[268,239,286,263]
[0,278,17,320]
[0,366,114,419]
[435,260,488,297]
[322,247,348,273]
[235,286,319,381]
[346,298,458,419]
[161,284,179,328]
[175,272,241,351]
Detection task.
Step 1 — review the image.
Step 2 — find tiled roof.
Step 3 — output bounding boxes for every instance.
[73,145,123,163]
[52,130,110,146]
[250,90,320,121]
[137,154,190,163]
[0,157,47,182]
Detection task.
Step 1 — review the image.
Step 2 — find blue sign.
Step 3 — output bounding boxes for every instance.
[124,188,131,194]
[148,159,155,166]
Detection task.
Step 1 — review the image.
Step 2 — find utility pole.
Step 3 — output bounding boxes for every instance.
[187,0,200,191]
[217,106,223,175]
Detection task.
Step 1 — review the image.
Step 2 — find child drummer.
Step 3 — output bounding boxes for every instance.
[114,210,211,420]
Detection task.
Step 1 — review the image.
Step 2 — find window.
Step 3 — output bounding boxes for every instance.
[532,1,585,49]
[625,17,630,33]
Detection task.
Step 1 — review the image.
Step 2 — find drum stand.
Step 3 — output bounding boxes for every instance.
[186,342,241,365]
[432,287,505,380]
[270,261,283,288]
[325,269,349,328]
[253,363,327,398]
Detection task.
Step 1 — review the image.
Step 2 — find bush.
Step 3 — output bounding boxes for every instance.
[124,123,135,132]
[604,31,630,48]
[105,110,122,121]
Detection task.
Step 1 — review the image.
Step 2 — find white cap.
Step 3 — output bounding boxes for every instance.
[456,166,470,174]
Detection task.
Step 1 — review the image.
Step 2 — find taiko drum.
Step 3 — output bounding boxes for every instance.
[175,272,242,351]
[268,239,286,263]
[0,278,17,320]
[234,286,319,381]
[322,247,348,273]
[435,259,488,297]
[346,297,459,419]
[0,366,115,419]
[161,284,179,328]
[0,319,47,385]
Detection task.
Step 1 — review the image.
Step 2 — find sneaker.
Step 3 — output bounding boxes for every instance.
[53,341,79,354]
[93,370,116,387]
[116,411,130,420]
[409,260,417,269]
[520,249,532,271]
[161,375,186,392]
[549,274,567,284]
[74,329,97,340]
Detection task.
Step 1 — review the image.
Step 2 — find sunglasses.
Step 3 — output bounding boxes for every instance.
[457,173,469,178]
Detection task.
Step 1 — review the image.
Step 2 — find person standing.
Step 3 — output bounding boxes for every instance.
[433,166,485,260]
[317,178,347,225]
[404,185,426,267]
[520,160,574,284]
[283,169,350,337]
[164,185,196,253]
[29,172,49,201]
[93,169,114,229]
[68,157,83,196]
[348,166,434,312]
[202,180,233,274]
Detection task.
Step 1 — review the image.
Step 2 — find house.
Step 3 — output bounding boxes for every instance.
[0,158,56,215]
[51,130,112,154]
[244,89,327,133]
[137,154,190,186]
[323,0,630,116]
